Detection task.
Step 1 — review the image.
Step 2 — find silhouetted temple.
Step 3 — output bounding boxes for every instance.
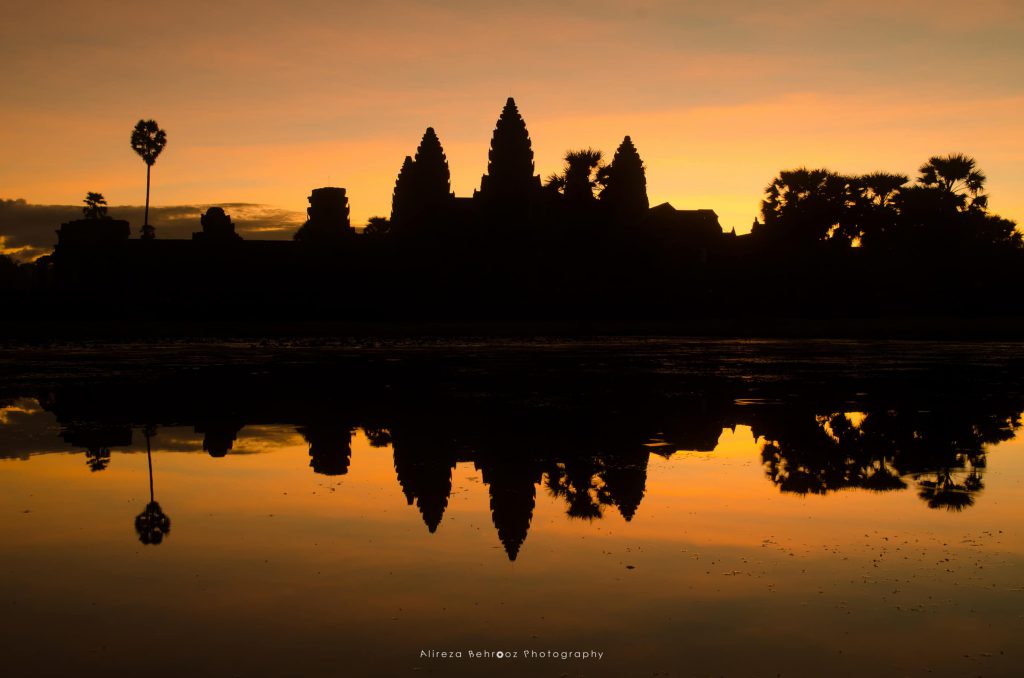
[479,458,541,561]
[193,206,241,242]
[394,442,457,534]
[33,95,764,319]
[602,136,649,223]
[295,187,353,243]
[299,423,353,476]
[475,97,542,217]
[12,336,1020,557]
[195,420,244,457]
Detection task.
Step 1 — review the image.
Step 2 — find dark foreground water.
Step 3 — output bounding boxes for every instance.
[1,338,1023,677]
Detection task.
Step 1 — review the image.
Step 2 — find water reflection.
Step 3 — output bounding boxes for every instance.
[3,343,1022,559]
[134,425,171,545]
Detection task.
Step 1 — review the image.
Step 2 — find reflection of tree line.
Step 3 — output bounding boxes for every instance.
[52,408,1008,557]
[18,348,1024,554]
[752,403,1018,511]
[305,423,652,560]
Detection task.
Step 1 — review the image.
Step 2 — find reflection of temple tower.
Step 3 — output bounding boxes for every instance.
[600,451,650,522]
[195,421,244,458]
[477,459,542,561]
[294,187,353,243]
[393,441,456,533]
[298,423,352,476]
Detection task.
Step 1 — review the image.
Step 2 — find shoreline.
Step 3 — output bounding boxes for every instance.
[4,314,1024,343]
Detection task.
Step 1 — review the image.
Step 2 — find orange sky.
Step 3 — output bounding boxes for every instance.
[2,0,1022,233]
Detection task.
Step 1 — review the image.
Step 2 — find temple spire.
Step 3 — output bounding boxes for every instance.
[390,128,454,233]
[477,97,540,213]
[414,127,452,205]
[600,135,649,224]
[391,155,415,223]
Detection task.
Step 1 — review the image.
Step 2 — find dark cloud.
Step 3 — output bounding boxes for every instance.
[0,198,304,262]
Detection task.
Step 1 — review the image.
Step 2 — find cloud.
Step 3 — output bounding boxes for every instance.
[0,198,304,262]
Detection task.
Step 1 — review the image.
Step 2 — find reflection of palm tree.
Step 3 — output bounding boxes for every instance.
[134,425,171,545]
[545,461,603,520]
[84,447,111,472]
[916,468,982,512]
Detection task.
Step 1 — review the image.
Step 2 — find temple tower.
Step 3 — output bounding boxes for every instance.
[294,187,353,243]
[476,97,541,214]
[600,136,649,224]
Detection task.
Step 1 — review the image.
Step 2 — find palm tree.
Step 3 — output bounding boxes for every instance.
[858,172,908,208]
[363,216,392,237]
[82,192,108,219]
[130,120,168,239]
[564,148,604,203]
[917,153,987,211]
[544,148,605,204]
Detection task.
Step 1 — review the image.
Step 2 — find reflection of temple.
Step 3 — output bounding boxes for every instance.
[298,422,353,476]
[195,420,244,458]
[20,344,1024,554]
[599,451,649,522]
[393,433,457,533]
[478,457,542,561]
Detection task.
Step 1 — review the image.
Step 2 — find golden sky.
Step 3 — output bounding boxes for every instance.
[2,0,1022,233]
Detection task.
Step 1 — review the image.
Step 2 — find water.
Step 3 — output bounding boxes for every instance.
[1,339,1023,677]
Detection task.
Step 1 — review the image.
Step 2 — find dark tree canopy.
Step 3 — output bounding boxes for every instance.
[756,168,856,244]
[918,153,987,212]
[545,148,605,206]
[82,192,108,220]
[363,216,391,237]
[130,120,167,166]
[753,156,1018,254]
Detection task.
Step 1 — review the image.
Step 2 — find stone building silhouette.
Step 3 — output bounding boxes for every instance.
[475,97,541,217]
[394,441,457,534]
[294,187,353,243]
[601,135,649,224]
[192,206,242,242]
[390,128,454,233]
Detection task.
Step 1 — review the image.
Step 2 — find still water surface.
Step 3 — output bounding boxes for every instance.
[1,339,1023,677]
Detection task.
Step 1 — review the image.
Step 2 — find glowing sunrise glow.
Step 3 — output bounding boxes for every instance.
[1,0,1022,236]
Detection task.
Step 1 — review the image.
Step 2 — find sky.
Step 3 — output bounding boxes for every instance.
[2,0,1022,257]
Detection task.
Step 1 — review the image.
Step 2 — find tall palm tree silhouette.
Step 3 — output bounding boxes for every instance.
[130,120,167,239]
[134,424,171,545]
